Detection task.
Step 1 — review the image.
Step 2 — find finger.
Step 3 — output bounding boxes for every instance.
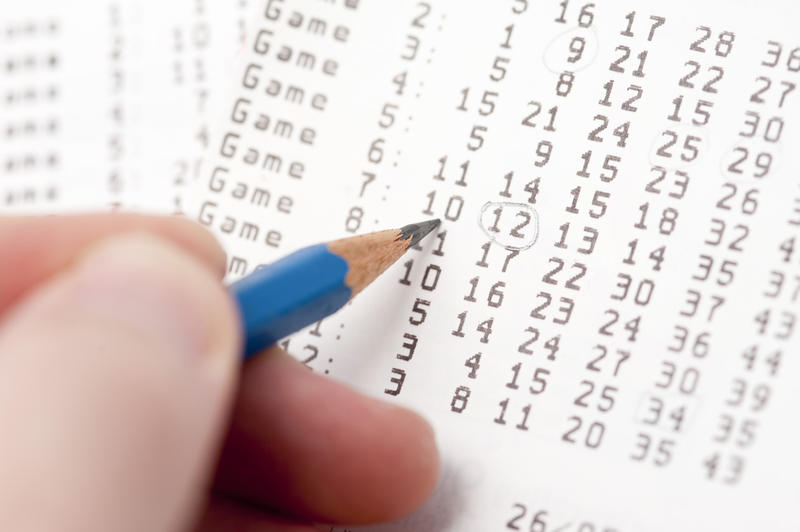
[214,349,439,525]
[194,496,316,532]
[0,234,240,532]
[0,213,227,315]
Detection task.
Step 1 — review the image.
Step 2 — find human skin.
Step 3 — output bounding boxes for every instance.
[0,214,439,532]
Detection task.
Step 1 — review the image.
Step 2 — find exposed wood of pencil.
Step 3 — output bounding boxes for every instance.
[328,229,410,297]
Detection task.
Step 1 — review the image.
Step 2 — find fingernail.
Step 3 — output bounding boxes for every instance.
[413,411,439,465]
[374,400,439,464]
[66,234,235,363]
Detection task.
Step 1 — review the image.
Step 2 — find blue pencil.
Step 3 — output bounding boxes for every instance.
[230,219,441,358]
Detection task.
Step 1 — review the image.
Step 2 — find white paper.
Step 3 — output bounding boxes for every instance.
[5,1,800,530]
[0,0,251,212]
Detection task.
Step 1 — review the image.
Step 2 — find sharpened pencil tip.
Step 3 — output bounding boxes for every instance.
[398,219,441,248]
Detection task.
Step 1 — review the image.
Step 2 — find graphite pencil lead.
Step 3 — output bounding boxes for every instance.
[397,218,441,248]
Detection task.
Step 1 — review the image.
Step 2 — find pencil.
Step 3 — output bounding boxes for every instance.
[231,219,442,358]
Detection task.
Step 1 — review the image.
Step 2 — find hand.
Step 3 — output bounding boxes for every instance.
[0,214,439,532]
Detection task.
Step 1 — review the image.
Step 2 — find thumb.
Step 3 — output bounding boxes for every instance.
[0,234,240,532]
